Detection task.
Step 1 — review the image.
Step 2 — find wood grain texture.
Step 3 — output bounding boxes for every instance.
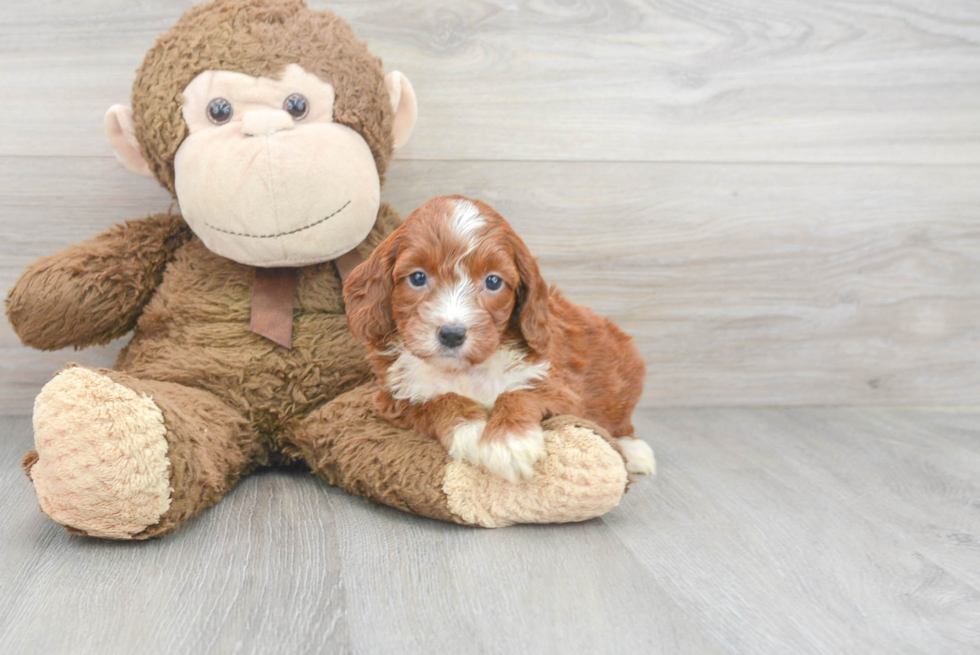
[608,408,980,654]
[3,157,978,412]
[2,408,978,654]
[1,0,980,163]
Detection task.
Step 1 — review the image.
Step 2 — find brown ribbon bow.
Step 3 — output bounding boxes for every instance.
[249,250,365,349]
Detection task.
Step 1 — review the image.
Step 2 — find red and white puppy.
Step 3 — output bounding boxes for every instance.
[343,196,654,482]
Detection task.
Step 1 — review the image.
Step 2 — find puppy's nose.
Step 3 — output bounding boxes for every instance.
[438,325,467,349]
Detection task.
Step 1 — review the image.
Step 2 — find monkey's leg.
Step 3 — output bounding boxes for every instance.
[284,383,630,527]
[22,366,264,539]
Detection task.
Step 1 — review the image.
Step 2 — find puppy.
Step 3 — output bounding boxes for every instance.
[343,195,654,482]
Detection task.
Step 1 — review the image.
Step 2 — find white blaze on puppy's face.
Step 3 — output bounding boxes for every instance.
[449,199,486,245]
[418,200,486,343]
[172,64,381,267]
[423,277,478,336]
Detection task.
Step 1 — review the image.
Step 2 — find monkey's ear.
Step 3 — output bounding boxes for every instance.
[385,71,417,150]
[104,105,154,178]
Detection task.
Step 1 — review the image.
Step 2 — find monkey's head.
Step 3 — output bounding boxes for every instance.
[104,0,417,267]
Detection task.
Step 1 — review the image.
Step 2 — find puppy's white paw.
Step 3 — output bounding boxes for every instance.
[479,425,547,484]
[448,420,487,466]
[617,437,656,475]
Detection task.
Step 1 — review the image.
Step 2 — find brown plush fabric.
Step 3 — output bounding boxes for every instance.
[102,370,266,539]
[285,383,459,523]
[11,205,401,537]
[113,204,400,437]
[132,0,395,194]
[5,212,191,351]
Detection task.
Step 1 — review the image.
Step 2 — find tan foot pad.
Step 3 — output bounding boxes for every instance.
[442,422,628,527]
[30,367,172,539]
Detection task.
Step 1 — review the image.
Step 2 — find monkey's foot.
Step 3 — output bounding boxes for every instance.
[27,366,172,539]
[442,416,628,527]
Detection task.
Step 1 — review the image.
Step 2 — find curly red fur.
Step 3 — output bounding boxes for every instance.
[344,196,646,465]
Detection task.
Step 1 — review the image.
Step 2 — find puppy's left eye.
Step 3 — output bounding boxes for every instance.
[408,271,427,288]
[484,275,503,291]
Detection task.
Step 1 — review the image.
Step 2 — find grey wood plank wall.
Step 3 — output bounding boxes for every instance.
[1,0,979,413]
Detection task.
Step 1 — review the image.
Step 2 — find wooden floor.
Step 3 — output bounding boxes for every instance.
[1,409,978,654]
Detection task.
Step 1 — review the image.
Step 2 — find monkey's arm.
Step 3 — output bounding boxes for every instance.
[6,213,191,351]
[286,383,630,527]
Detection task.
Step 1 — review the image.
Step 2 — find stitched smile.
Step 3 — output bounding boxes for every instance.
[204,200,351,238]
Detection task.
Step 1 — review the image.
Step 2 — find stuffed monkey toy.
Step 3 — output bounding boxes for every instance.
[6,0,631,539]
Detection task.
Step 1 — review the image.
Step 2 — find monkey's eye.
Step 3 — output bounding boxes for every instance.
[408,271,427,288]
[207,98,233,125]
[485,275,503,291]
[284,93,309,119]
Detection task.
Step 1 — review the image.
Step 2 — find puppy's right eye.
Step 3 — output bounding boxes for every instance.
[408,271,427,288]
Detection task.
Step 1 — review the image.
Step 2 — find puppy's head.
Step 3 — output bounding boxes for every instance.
[344,195,550,368]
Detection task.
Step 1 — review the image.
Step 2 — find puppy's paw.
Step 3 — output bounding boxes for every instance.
[447,420,487,466]
[478,424,547,484]
[617,437,656,475]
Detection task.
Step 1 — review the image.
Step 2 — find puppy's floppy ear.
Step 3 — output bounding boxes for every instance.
[343,233,399,347]
[510,232,551,354]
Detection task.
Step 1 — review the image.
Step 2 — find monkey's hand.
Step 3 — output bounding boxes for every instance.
[6,212,190,351]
